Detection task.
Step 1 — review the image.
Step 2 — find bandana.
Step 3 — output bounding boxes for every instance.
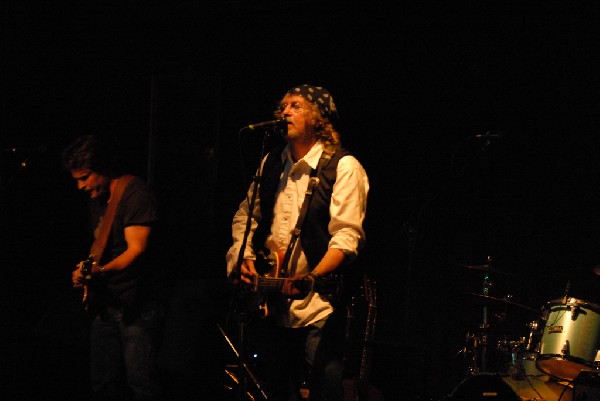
[286,84,338,121]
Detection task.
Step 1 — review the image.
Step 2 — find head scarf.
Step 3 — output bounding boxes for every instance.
[286,84,338,121]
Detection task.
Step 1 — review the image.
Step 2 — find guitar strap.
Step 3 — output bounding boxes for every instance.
[89,175,135,262]
[279,151,333,277]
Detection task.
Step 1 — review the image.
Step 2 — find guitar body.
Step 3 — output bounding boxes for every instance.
[252,250,285,318]
[250,250,343,317]
[80,256,95,313]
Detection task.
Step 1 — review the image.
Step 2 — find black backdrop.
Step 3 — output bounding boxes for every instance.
[2,2,600,400]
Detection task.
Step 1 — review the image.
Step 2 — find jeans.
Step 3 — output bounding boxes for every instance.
[258,308,346,401]
[90,305,162,401]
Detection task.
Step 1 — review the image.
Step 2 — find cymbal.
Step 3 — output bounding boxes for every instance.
[464,292,538,312]
[456,263,512,276]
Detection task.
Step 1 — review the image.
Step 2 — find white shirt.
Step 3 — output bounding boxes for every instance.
[226,141,369,327]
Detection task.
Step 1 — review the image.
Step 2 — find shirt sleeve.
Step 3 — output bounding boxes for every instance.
[328,155,369,261]
[225,190,262,275]
[120,178,158,227]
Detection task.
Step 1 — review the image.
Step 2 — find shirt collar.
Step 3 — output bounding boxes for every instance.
[281,141,324,170]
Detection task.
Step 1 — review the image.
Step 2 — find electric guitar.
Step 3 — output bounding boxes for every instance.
[80,256,95,313]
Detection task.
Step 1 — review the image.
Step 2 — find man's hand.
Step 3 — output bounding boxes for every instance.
[282,273,314,299]
[72,262,85,288]
[240,259,258,285]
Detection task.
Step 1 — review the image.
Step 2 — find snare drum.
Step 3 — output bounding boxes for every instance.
[536,297,600,380]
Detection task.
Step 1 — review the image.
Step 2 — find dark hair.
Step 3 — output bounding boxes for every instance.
[62,134,120,176]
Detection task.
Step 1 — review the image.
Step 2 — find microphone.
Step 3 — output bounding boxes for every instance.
[243,118,287,131]
[474,131,503,151]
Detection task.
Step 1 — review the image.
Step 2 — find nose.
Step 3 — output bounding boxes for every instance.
[77,180,86,190]
[281,104,293,116]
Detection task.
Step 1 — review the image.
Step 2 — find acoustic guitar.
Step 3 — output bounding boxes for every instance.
[343,277,385,401]
[249,250,343,317]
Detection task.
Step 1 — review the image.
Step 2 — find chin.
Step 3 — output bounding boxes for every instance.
[285,130,300,139]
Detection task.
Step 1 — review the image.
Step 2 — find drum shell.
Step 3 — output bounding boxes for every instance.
[537,298,600,380]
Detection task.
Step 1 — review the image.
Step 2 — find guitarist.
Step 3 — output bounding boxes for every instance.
[226,85,369,401]
[63,135,164,401]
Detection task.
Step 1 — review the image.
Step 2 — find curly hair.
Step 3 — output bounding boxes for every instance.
[274,97,341,153]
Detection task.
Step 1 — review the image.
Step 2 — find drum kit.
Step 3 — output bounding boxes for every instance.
[447,257,600,401]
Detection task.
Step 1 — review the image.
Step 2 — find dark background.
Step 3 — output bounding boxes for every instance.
[2,2,600,400]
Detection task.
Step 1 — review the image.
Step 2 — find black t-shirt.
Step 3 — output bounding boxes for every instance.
[89,176,160,310]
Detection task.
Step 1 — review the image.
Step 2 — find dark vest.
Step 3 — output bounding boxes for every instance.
[253,145,352,270]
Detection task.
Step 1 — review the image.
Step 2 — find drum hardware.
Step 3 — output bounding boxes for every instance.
[458,266,496,376]
[561,340,569,358]
[463,293,538,313]
[456,256,540,379]
[458,330,485,375]
[525,320,541,352]
[496,336,522,377]
[478,266,494,374]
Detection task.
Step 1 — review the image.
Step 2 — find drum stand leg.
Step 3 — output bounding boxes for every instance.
[478,270,495,373]
[457,331,481,375]
[456,269,496,376]
[464,273,493,374]
[480,304,488,373]
[458,316,490,376]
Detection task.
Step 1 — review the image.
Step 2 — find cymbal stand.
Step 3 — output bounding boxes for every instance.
[461,269,494,375]
[479,271,493,373]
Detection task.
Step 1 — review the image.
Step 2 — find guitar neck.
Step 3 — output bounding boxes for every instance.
[254,276,313,293]
[80,256,95,312]
[359,303,377,382]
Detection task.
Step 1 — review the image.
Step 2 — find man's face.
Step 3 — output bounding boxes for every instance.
[71,169,109,199]
[278,94,315,141]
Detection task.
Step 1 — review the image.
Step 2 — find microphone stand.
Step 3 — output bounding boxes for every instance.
[218,324,268,401]
[225,126,275,401]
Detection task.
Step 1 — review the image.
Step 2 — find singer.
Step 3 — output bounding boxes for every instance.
[226,84,369,401]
